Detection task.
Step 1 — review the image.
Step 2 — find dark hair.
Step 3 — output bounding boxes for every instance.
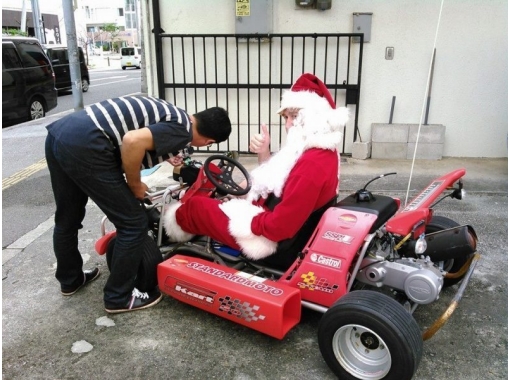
[193,107,231,143]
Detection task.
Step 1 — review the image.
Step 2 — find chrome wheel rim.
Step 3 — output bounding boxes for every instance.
[332,324,391,379]
[81,79,89,92]
[30,101,44,119]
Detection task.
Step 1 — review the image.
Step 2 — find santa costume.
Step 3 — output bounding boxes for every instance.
[164,73,348,260]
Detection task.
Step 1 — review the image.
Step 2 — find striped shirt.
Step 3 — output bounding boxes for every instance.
[47,95,193,168]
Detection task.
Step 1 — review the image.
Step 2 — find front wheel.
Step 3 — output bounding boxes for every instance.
[106,235,162,291]
[427,215,474,287]
[318,290,422,380]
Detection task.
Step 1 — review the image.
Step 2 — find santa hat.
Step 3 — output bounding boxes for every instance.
[277,73,349,133]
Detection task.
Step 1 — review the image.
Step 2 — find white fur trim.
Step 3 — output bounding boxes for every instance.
[328,106,349,129]
[219,199,278,260]
[163,201,195,242]
[277,90,332,114]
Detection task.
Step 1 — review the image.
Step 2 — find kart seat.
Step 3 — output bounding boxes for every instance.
[334,193,399,233]
[256,196,337,270]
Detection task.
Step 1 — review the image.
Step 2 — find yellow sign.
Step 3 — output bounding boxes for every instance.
[236,0,250,17]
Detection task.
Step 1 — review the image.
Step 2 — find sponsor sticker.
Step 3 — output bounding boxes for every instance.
[310,253,342,269]
[172,279,216,306]
[322,230,354,244]
[187,262,284,296]
[218,295,266,322]
[297,271,339,294]
[404,181,443,211]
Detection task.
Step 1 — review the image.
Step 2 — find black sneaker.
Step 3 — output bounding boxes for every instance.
[105,288,163,314]
[61,268,100,296]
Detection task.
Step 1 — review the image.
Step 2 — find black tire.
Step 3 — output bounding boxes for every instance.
[318,290,423,380]
[427,215,474,287]
[106,235,162,291]
[122,66,126,70]
[28,98,45,120]
[82,79,89,92]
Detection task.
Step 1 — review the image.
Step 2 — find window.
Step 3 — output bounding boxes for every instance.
[126,13,136,29]
[125,0,135,12]
[119,8,124,16]
[17,41,50,68]
[2,45,22,70]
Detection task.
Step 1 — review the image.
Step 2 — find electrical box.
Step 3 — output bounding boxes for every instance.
[353,12,373,43]
[316,0,332,10]
[235,0,272,34]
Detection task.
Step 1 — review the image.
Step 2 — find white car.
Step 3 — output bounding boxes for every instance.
[120,47,142,70]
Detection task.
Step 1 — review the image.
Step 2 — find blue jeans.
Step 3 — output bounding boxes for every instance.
[45,132,149,307]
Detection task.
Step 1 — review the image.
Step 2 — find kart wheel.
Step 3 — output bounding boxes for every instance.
[106,235,162,291]
[427,215,474,287]
[318,290,422,380]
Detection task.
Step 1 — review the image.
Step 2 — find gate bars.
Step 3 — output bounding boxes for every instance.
[151,12,363,155]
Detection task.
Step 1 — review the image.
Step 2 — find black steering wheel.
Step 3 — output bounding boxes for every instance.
[203,155,251,196]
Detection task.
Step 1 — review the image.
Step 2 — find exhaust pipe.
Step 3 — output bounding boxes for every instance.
[405,225,477,261]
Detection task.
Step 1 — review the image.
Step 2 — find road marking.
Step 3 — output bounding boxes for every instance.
[90,78,138,88]
[2,158,47,190]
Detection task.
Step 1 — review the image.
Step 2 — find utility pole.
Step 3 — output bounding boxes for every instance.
[21,0,27,34]
[62,0,84,111]
[30,0,44,43]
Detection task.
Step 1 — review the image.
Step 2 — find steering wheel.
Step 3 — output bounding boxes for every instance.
[203,155,251,196]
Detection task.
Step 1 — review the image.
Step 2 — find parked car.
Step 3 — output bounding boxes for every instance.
[120,47,142,70]
[43,45,90,92]
[2,36,58,125]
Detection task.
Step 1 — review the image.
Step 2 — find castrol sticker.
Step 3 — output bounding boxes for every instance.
[310,253,342,269]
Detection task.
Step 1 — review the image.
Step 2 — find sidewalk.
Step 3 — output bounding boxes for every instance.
[2,114,508,379]
[86,52,122,70]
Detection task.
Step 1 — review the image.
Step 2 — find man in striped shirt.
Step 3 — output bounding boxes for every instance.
[45,95,231,313]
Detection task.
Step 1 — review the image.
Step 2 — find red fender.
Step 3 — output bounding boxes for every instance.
[95,230,117,255]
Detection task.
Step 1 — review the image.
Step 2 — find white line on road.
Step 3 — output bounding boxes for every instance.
[3,216,55,264]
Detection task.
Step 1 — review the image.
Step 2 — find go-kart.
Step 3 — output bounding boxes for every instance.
[95,153,479,380]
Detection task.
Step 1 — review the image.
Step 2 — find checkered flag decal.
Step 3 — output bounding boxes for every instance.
[218,296,266,322]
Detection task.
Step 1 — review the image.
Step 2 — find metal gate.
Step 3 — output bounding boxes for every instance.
[151,9,363,154]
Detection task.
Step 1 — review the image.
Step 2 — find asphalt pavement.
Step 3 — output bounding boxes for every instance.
[2,114,508,379]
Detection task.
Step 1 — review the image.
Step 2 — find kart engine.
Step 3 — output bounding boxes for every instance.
[355,256,444,305]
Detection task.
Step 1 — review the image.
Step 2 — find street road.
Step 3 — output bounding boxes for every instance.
[47,68,142,117]
[2,68,142,248]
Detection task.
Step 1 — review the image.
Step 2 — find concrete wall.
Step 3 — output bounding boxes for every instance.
[142,0,508,158]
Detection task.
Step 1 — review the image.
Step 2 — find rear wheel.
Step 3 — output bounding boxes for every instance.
[81,79,89,92]
[28,98,45,120]
[318,291,422,380]
[122,66,126,70]
[427,215,474,287]
[106,235,162,291]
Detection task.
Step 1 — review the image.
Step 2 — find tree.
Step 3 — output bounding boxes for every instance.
[2,28,28,36]
[100,23,120,52]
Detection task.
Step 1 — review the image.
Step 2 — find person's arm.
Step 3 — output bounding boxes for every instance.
[121,128,155,199]
[250,151,338,242]
[249,123,271,164]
